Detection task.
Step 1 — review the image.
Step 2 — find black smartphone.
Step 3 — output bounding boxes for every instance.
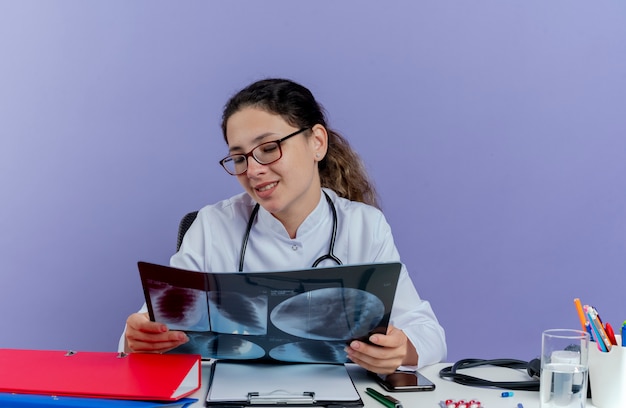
[369,370,436,392]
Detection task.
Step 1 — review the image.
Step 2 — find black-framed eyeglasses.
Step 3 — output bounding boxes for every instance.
[219,128,309,175]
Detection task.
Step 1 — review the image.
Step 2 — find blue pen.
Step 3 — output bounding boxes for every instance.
[587,307,609,352]
[622,321,626,347]
[587,312,607,351]
[585,322,594,342]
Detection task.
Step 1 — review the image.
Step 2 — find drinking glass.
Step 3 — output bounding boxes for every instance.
[540,329,589,408]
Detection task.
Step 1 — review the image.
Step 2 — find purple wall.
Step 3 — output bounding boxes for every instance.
[1,1,625,363]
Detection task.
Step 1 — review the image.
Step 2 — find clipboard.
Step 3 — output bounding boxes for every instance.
[205,362,363,407]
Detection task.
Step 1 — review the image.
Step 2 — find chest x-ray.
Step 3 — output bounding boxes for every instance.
[139,262,401,364]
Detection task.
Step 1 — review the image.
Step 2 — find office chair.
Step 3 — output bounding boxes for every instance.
[176,211,198,251]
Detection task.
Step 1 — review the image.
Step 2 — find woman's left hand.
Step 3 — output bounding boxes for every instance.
[345,325,417,374]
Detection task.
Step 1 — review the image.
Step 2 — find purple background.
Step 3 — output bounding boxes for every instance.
[1,1,625,363]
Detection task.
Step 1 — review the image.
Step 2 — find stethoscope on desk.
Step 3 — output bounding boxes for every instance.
[238,190,343,272]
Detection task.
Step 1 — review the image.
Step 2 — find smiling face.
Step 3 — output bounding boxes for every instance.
[225,107,328,236]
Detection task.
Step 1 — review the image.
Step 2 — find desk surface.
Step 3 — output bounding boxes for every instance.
[187,362,597,408]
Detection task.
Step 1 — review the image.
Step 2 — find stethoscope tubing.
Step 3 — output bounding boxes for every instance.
[238,190,342,272]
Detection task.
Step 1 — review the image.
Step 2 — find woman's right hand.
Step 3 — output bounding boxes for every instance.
[124,312,189,353]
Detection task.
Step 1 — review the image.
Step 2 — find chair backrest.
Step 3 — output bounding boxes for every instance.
[176,211,198,251]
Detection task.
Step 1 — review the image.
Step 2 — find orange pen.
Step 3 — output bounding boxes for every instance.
[573,298,587,332]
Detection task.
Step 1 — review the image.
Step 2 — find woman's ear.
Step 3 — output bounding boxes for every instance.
[310,124,328,161]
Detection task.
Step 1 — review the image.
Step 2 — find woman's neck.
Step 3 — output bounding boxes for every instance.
[275,188,322,239]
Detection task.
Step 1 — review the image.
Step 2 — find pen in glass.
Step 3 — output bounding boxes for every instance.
[365,387,403,408]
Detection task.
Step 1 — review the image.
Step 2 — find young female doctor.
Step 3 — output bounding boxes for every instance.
[122,78,446,374]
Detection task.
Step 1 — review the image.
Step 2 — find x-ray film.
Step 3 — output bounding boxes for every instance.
[138,261,401,363]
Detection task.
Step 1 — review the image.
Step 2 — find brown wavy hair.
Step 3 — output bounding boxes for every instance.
[221,78,379,208]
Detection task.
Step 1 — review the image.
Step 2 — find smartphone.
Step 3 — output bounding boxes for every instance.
[370,370,436,392]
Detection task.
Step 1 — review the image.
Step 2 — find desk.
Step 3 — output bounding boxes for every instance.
[186,362,597,407]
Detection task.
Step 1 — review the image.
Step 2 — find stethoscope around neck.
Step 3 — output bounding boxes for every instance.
[238,190,343,272]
